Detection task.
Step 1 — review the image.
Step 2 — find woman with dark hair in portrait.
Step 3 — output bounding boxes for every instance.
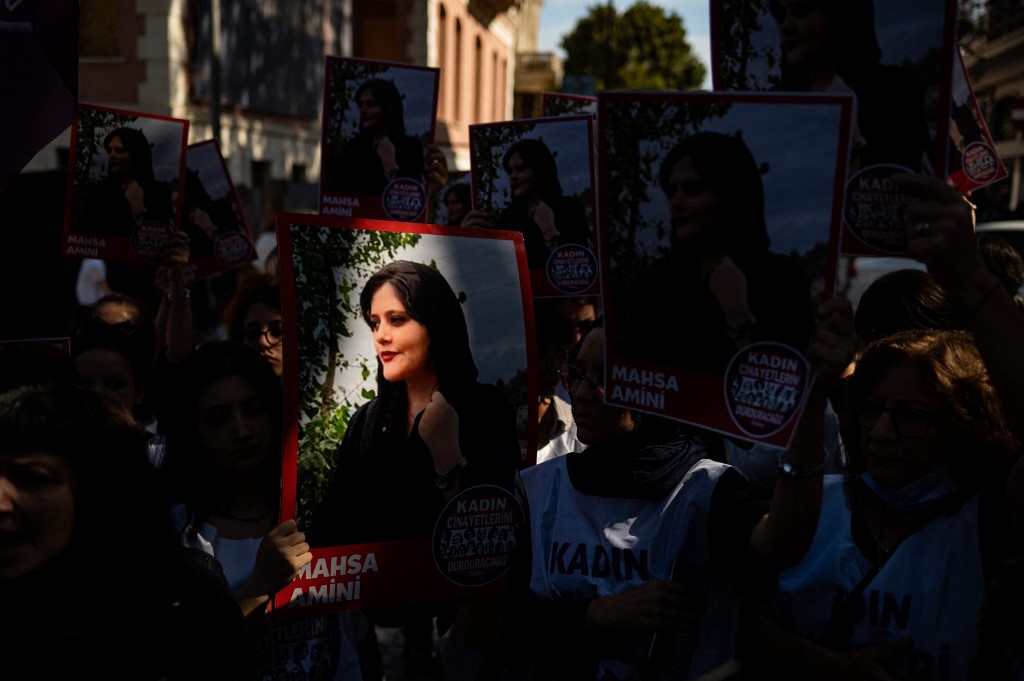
[495,137,592,269]
[769,0,931,172]
[308,261,521,675]
[327,78,433,197]
[76,126,174,237]
[1,385,249,679]
[618,131,813,374]
[311,260,519,545]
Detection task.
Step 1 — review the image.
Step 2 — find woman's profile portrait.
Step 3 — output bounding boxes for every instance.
[326,78,425,197]
[617,130,813,373]
[600,92,847,439]
[65,106,188,264]
[74,125,174,237]
[319,59,444,222]
[495,137,592,269]
[309,260,520,547]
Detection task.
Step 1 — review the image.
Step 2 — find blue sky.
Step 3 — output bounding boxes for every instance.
[538,0,713,89]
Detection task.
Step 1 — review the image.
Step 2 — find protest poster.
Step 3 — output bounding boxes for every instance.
[712,0,957,256]
[598,91,851,448]
[183,140,255,280]
[433,170,472,227]
[469,115,598,299]
[542,92,598,117]
[62,105,188,265]
[947,48,1008,193]
[319,57,439,223]
[273,214,533,617]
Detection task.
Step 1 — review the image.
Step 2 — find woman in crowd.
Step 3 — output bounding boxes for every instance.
[769,0,931,172]
[492,303,856,680]
[1,384,248,679]
[443,182,473,227]
[226,280,284,377]
[76,126,174,237]
[741,329,1016,679]
[160,341,365,680]
[495,138,592,269]
[327,78,431,197]
[617,131,813,374]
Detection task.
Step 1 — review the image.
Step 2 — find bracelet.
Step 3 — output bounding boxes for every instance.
[166,288,191,304]
[962,277,1002,319]
[776,447,830,479]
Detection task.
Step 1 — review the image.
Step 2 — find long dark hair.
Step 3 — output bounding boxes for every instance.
[503,137,564,204]
[104,126,156,184]
[769,0,882,90]
[161,342,283,526]
[355,78,406,138]
[359,261,478,404]
[659,131,770,265]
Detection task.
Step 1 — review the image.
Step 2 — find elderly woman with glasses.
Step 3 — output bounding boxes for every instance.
[742,329,1017,679]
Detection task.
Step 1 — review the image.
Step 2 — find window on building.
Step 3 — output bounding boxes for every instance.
[455,19,463,121]
[79,3,120,57]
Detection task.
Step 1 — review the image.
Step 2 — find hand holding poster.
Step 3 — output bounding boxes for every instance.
[274,214,532,618]
[598,91,851,447]
[62,105,189,265]
[469,115,599,298]
[319,58,440,222]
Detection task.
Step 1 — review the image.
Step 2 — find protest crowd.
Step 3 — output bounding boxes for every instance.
[5,3,1024,681]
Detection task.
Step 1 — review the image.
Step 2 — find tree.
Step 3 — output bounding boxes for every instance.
[561,1,706,91]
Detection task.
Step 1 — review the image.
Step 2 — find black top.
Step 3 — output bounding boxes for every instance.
[617,250,814,374]
[326,133,425,196]
[496,194,591,270]
[75,176,174,237]
[309,382,520,546]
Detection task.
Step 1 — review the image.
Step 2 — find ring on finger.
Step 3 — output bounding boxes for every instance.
[913,222,930,236]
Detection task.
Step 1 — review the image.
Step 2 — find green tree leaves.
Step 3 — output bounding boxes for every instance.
[561,1,707,91]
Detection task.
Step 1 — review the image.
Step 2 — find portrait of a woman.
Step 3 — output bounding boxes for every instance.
[76,126,174,237]
[495,138,591,270]
[768,0,932,172]
[617,131,814,373]
[326,78,426,197]
[309,260,520,547]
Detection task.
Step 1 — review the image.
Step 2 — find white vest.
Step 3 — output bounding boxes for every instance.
[774,475,984,681]
[522,454,736,680]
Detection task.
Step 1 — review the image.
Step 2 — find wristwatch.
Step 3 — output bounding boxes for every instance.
[434,457,467,490]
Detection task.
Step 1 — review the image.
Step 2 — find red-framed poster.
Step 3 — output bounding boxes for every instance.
[62,105,188,264]
[318,57,440,223]
[273,213,534,618]
[183,140,256,280]
[597,90,851,449]
[711,0,957,257]
[468,115,599,300]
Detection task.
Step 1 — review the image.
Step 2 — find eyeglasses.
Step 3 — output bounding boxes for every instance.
[858,400,940,439]
[559,364,604,395]
[242,322,284,348]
